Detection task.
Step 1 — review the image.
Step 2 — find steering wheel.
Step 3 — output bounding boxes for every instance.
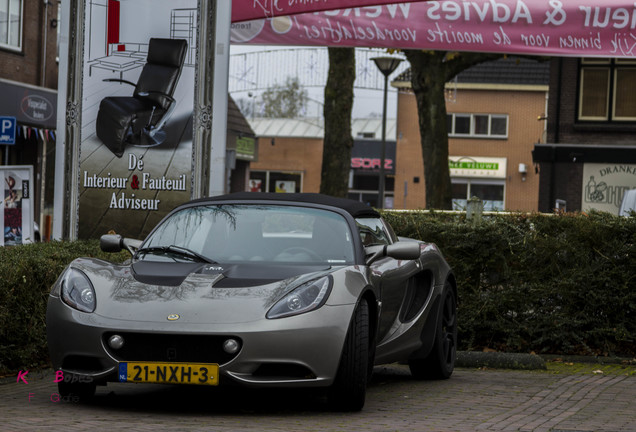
[275,247,323,262]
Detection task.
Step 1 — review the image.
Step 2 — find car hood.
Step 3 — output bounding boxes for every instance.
[69,258,335,324]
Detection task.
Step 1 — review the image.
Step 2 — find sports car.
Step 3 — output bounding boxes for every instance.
[46,193,457,411]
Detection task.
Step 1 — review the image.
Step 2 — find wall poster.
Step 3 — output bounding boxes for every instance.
[582,163,636,215]
[77,0,198,239]
[1,166,34,246]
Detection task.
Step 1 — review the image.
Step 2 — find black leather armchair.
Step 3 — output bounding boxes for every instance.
[95,38,188,158]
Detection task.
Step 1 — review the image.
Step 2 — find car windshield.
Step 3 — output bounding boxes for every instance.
[140,204,355,265]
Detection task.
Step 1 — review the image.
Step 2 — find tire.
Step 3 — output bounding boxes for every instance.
[328,298,369,411]
[58,380,97,402]
[409,284,457,380]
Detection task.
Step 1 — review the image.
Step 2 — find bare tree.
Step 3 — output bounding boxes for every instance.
[404,50,502,209]
[320,47,356,198]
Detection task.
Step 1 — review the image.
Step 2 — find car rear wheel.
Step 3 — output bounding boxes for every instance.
[409,284,456,380]
[328,298,369,411]
[58,380,96,401]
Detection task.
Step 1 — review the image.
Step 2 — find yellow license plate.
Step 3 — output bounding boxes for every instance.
[118,362,219,386]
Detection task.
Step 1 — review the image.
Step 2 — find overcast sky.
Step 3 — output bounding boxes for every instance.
[229,44,401,119]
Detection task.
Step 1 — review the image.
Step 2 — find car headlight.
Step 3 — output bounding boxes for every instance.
[60,268,96,313]
[267,276,333,319]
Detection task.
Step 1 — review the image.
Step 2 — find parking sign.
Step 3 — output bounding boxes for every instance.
[0,116,17,145]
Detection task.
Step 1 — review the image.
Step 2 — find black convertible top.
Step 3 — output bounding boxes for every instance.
[185,192,380,218]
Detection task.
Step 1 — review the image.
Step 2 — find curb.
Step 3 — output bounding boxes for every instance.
[457,351,547,370]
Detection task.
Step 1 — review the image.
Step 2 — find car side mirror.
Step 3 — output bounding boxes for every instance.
[365,242,421,265]
[100,234,142,255]
[387,242,421,260]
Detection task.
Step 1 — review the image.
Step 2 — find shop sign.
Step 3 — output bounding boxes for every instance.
[582,163,636,215]
[236,136,256,161]
[0,79,57,129]
[449,156,507,179]
[21,95,54,123]
[351,139,396,175]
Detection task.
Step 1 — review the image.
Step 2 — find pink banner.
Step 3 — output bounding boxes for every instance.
[231,0,419,23]
[231,1,636,58]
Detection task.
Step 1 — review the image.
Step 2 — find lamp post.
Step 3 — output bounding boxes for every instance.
[372,56,402,209]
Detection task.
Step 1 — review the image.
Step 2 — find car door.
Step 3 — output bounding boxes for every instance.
[356,217,420,343]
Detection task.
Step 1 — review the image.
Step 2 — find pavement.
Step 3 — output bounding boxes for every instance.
[0,357,634,432]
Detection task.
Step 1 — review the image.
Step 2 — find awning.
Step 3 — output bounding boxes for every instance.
[0,78,57,130]
[532,144,636,164]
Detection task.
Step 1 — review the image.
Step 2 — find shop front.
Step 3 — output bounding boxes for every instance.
[533,143,636,214]
[0,78,57,241]
[449,156,507,211]
[347,139,396,208]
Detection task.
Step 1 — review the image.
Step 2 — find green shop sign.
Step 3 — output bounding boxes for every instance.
[449,161,499,170]
[236,136,256,160]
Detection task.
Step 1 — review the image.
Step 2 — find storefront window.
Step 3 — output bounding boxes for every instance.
[248,171,302,193]
[451,183,468,210]
[452,180,504,211]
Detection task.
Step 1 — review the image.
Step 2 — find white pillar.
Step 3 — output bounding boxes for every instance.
[208,0,231,197]
[52,0,70,240]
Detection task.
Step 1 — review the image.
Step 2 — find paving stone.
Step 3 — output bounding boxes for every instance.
[0,365,634,431]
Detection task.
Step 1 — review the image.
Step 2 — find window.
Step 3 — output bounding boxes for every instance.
[579,58,636,122]
[356,218,392,246]
[447,113,508,138]
[248,171,302,193]
[0,0,22,51]
[451,179,504,211]
[143,204,355,265]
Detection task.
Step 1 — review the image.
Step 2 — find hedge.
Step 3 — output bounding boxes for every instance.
[0,212,634,375]
[382,210,636,358]
[0,241,128,375]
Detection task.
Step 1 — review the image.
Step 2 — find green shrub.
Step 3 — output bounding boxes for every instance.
[0,241,128,375]
[1,212,634,375]
[383,211,636,357]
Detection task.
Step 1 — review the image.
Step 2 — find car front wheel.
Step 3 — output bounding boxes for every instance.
[328,297,369,411]
[409,283,457,379]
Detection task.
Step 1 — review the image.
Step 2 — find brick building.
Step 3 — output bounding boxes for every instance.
[1,0,60,240]
[392,57,549,211]
[0,0,59,89]
[532,58,636,214]
[248,117,396,207]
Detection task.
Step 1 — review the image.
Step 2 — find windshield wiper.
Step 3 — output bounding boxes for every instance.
[136,245,218,264]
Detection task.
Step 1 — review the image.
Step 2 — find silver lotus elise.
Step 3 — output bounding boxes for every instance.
[46,193,457,411]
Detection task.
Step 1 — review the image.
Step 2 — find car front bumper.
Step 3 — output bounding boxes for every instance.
[46,294,355,388]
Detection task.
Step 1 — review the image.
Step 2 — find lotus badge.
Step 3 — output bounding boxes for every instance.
[167,314,180,321]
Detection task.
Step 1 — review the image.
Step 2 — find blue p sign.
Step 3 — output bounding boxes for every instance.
[0,116,17,145]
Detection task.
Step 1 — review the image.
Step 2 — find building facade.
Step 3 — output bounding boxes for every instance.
[533,58,636,214]
[248,117,397,207]
[393,57,549,211]
[1,0,60,240]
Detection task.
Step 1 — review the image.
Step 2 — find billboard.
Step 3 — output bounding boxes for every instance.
[1,166,34,246]
[230,1,636,58]
[77,0,197,239]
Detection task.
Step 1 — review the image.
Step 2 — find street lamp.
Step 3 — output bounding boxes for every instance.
[372,56,402,209]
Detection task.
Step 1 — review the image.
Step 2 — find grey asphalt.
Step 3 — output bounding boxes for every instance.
[0,363,634,432]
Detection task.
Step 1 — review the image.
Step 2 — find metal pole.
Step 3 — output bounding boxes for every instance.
[378,73,389,209]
